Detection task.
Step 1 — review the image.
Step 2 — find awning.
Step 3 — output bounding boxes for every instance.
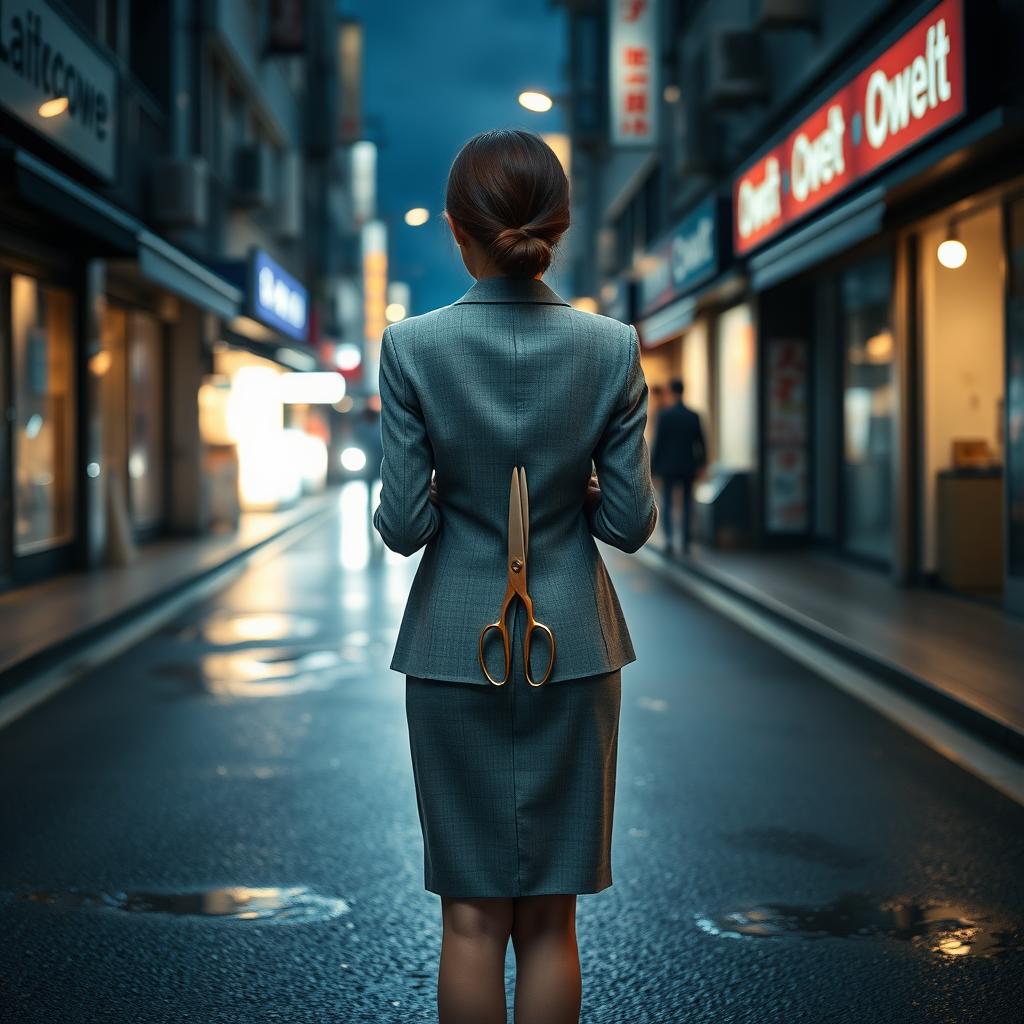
[638,295,696,347]
[748,188,886,291]
[1,143,242,319]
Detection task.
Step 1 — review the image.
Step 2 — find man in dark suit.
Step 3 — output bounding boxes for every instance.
[651,378,706,554]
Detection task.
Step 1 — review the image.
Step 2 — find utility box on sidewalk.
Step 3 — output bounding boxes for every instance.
[695,471,751,549]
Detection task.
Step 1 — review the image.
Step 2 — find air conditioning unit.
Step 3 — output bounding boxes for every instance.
[756,0,817,30]
[151,156,208,228]
[707,29,767,109]
[277,150,303,240]
[233,142,274,209]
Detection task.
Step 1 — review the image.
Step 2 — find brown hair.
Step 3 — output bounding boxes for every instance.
[445,128,570,279]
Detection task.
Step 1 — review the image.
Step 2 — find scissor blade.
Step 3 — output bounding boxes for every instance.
[508,467,526,566]
[519,467,529,560]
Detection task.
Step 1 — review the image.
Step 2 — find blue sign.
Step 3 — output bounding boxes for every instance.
[250,249,308,342]
[639,198,718,318]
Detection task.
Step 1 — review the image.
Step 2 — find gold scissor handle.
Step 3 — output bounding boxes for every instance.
[523,618,556,687]
[478,585,514,686]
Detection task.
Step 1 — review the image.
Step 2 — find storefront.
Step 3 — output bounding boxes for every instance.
[731,0,1024,612]
[0,0,244,589]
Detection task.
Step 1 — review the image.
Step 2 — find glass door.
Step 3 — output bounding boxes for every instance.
[11,274,75,557]
[841,253,894,565]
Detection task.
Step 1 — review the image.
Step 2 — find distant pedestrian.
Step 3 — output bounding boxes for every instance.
[374,129,655,1024]
[651,378,705,554]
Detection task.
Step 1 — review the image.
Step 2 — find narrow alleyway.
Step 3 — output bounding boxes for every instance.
[2,487,1022,1023]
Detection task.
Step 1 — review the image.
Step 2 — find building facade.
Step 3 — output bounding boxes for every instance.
[0,0,351,592]
[561,0,1024,613]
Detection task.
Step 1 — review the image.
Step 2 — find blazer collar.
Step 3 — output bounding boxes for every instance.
[453,277,571,306]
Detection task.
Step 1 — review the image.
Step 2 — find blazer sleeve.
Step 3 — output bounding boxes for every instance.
[373,326,442,556]
[586,326,658,553]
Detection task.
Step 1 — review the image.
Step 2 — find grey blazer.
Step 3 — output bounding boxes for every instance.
[373,276,657,685]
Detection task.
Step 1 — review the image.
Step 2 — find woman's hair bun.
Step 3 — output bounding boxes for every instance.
[445,129,570,279]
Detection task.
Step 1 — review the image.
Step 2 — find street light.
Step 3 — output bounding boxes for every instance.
[404,207,430,226]
[519,91,553,113]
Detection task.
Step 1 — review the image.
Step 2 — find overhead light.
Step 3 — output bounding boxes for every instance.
[404,208,430,226]
[519,91,553,113]
[39,97,68,118]
[937,238,967,269]
[278,372,346,405]
[385,302,407,323]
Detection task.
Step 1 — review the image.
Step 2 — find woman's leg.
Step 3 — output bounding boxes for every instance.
[511,894,581,1024]
[438,896,514,1024]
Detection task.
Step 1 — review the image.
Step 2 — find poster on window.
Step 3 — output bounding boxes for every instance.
[766,339,809,532]
[609,0,659,147]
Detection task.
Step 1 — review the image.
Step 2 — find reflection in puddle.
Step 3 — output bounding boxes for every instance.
[16,886,348,922]
[199,613,320,645]
[200,648,364,696]
[696,895,1020,957]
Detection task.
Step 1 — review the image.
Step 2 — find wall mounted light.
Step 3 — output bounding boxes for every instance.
[39,97,68,118]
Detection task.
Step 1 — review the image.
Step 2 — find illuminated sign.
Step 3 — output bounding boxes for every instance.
[639,198,718,317]
[609,0,658,147]
[733,0,964,255]
[362,220,387,343]
[0,0,117,181]
[250,249,308,342]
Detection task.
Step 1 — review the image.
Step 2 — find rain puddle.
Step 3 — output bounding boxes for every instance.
[16,886,348,922]
[696,894,1021,957]
[201,648,364,696]
[192,613,321,645]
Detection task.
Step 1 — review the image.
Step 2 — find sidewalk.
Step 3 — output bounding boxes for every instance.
[638,543,1024,759]
[0,492,336,690]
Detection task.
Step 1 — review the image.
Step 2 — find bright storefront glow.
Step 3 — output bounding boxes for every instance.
[404,208,430,226]
[284,429,328,493]
[937,239,967,268]
[341,447,367,472]
[385,302,406,323]
[278,372,346,405]
[519,91,553,112]
[334,343,362,371]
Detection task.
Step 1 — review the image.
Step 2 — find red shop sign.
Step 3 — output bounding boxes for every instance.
[733,0,964,255]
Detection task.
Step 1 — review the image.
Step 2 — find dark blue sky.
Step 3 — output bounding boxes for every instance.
[341,0,568,315]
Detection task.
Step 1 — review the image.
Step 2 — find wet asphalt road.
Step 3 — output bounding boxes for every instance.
[1,485,1023,1024]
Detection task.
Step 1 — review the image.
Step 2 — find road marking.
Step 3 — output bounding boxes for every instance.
[635,548,1024,809]
[0,507,336,732]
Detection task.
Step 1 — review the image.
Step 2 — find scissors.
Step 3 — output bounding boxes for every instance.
[478,467,556,687]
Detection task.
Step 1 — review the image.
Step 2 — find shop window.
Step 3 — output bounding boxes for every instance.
[12,276,75,555]
[716,304,756,471]
[920,205,1005,596]
[841,253,893,565]
[1007,197,1024,582]
[128,312,164,527]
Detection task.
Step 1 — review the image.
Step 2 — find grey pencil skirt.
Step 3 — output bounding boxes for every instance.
[406,662,621,899]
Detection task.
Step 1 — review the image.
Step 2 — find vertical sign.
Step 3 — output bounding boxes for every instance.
[362,220,387,344]
[609,0,658,147]
[268,0,306,54]
[338,19,363,145]
[765,340,809,533]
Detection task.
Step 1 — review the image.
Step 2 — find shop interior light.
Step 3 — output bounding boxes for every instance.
[278,372,346,405]
[404,208,430,226]
[519,91,553,113]
[88,349,113,376]
[38,97,68,118]
[937,238,967,269]
[385,302,407,323]
[334,343,362,372]
[570,297,600,314]
[865,331,894,363]
[663,85,682,103]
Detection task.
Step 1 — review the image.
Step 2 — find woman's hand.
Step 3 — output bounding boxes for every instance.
[429,474,440,506]
[583,471,602,516]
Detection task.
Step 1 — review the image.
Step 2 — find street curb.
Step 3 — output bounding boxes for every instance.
[0,501,337,732]
[634,546,1024,809]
